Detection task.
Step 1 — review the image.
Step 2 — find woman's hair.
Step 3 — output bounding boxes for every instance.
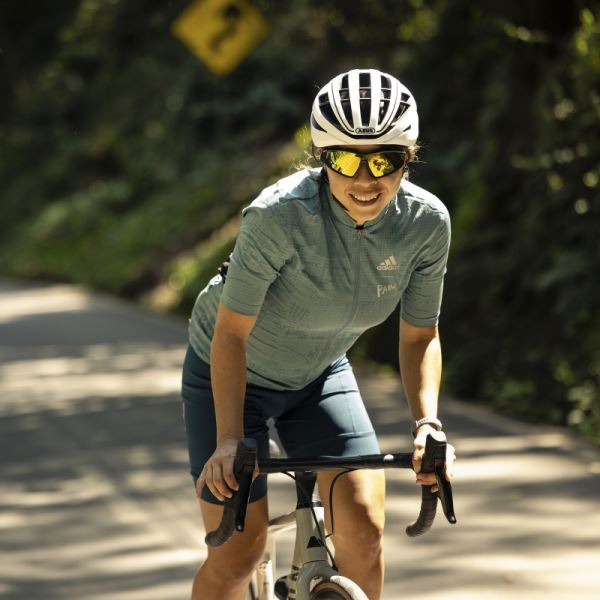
[401,144,421,179]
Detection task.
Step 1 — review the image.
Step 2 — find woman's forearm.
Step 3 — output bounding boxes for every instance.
[210,328,247,443]
[399,333,442,421]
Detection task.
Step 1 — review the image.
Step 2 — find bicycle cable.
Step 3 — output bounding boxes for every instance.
[281,471,338,570]
[281,468,355,572]
[326,468,355,540]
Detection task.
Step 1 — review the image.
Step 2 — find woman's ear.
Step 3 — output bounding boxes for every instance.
[312,145,324,160]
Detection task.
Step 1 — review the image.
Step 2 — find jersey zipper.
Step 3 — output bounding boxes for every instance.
[345,225,365,326]
[316,225,365,364]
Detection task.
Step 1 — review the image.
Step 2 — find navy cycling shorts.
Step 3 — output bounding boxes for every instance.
[181,345,379,504]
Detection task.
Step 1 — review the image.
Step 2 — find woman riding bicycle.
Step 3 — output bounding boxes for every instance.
[181,68,456,600]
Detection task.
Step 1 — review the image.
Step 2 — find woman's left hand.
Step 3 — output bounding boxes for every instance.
[412,428,456,493]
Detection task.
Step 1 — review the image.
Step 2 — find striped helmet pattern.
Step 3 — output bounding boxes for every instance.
[311,69,419,148]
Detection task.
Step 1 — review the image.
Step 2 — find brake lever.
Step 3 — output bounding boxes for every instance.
[204,438,257,546]
[434,455,456,524]
[233,439,256,532]
[406,431,457,537]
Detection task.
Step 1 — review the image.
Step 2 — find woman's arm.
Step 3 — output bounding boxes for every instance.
[211,302,257,443]
[398,318,441,429]
[197,302,257,502]
[399,318,454,490]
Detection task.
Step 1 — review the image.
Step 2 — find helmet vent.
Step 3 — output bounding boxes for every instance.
[338,75,354,128]
[341,96,354,128]
[318,93,346,134]
[360,96,370,127]
[311,115,326,132]
[391,101,410,124]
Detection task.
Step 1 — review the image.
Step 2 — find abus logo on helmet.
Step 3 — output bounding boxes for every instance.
[355,127,375,134]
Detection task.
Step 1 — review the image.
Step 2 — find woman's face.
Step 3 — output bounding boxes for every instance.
[325,145,405,226]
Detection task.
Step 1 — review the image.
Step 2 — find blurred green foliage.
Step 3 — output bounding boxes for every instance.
[1,0,598,441]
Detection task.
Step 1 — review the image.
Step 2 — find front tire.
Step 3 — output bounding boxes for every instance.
[310,575,368,600]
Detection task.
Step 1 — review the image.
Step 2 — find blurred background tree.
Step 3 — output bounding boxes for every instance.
[1,0,598,441]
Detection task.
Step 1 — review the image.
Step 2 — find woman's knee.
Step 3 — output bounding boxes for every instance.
[339,504,384,549]
[321,471,385,553]
[201,497,269,583]
[205,528,268,582]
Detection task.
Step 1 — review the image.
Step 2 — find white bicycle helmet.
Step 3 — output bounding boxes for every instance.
[311,69,419,147]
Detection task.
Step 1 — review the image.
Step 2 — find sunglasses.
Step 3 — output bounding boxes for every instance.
[318,148,407,178]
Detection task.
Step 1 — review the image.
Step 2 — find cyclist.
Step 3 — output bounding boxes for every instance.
[181,68,456,600]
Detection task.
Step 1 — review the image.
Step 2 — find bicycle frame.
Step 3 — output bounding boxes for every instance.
[250,472,340,600]
[252,511,295,599]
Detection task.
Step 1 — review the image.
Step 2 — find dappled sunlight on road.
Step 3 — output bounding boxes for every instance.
[0,284,93,324]
[1,398,202,598]
[0,281,200,599]
[1,281,599,599]
[0,344,185,415]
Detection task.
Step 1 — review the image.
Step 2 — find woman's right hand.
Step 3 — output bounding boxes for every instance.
[197,438,241,502]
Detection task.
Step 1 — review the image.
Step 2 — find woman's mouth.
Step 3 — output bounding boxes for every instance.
[349,192,381,206]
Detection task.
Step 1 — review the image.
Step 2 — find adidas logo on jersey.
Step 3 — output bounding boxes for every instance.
[376,255,400,271]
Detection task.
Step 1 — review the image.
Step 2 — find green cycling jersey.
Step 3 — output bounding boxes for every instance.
[189,168,450,390]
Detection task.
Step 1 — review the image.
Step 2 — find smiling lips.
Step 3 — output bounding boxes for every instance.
[349,192,381,205]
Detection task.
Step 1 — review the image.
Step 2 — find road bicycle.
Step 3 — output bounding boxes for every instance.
[206,432,456,599]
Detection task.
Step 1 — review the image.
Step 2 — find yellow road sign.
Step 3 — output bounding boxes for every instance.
[172,0,269,76]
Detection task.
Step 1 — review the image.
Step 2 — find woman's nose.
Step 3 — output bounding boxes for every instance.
[354,160,374,182]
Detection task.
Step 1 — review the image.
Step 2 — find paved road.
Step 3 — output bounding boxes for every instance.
[1,279,598,599]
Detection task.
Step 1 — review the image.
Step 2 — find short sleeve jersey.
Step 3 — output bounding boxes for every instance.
[189,168,450,390]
